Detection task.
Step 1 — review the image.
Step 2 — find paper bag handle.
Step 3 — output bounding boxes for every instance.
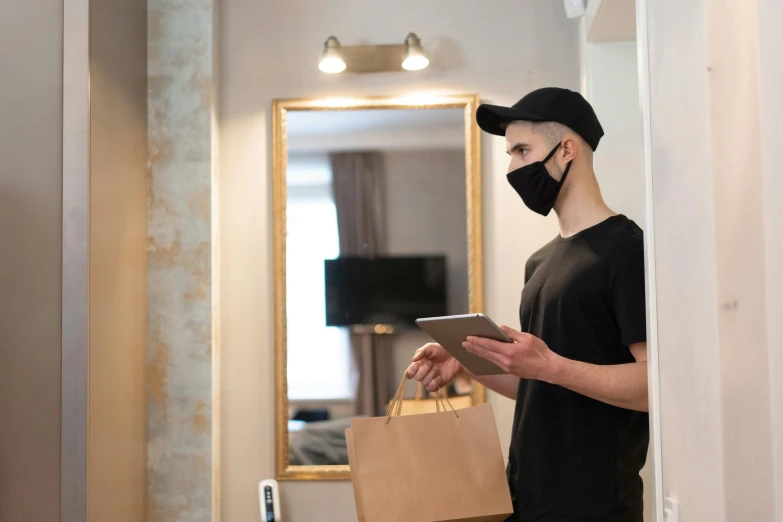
[385,372,459,424]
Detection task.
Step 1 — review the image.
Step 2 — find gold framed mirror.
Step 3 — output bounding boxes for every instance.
[273,94,484,480]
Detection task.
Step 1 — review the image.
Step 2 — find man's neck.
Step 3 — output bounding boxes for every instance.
[554,169,615,238]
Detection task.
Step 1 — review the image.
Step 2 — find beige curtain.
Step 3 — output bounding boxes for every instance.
[330,152,387,256]
[329,151,393,416]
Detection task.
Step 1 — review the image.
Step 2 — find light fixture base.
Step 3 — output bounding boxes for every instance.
[340,44,408,73]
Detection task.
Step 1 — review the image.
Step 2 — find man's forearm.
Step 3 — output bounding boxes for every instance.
[544,357,649,412]
[464,371,519,400]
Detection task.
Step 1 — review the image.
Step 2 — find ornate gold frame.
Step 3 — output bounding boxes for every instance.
[273,94,484,481]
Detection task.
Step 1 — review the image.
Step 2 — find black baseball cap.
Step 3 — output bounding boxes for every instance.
[476,87,604,150]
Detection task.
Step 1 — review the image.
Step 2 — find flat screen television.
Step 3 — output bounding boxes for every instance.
[324,256,447,327]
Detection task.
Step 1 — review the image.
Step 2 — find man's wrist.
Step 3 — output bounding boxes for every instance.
[539,351,568,385]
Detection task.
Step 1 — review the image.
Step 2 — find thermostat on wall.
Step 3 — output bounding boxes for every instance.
[259,479,281,522]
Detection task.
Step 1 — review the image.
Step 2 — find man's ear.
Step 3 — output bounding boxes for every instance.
[561,136,578,163]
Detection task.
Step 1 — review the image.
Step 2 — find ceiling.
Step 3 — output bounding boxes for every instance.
[286,108,465,151]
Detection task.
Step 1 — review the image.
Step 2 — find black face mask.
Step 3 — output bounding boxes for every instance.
[506,143,572,216]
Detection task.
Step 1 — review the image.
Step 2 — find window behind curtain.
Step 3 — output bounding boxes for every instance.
[286,154,351,401]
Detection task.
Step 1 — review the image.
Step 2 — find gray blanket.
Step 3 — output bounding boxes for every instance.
[289,417,357,466]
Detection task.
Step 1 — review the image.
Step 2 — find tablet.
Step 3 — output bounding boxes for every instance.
[415,313,512,376]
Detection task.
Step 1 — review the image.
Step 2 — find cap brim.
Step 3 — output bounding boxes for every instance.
[476,104,546,136]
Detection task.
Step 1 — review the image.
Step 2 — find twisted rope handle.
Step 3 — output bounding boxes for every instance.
[385,371,460,424]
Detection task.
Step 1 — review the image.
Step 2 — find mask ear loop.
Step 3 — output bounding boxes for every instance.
[543,142,572,188]
[542,142,562,164]
[558,160,573,187]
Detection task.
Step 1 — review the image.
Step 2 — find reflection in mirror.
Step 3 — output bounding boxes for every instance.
[279,101,481,473]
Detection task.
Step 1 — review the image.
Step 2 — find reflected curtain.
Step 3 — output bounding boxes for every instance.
[329,151,393,416]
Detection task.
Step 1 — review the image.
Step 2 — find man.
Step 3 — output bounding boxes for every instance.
[407,87,649,522]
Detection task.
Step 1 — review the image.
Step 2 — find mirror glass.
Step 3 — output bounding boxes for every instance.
[283,106,476,468]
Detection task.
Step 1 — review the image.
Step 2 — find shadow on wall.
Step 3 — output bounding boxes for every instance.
[428,36,467,71]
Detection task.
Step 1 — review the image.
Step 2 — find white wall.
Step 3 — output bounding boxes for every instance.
[218,1,579,520]
[643,1,728,519]
[642,0,780,520]
[707,0,774,519]
[757,0,783,518]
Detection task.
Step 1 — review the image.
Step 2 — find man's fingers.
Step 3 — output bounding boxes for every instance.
[420,364,439,388]
[501,325,526,343]
[412,360,432,382]
[411,344,433,362]
[464,335,508,354]
[426,376,441,392]
[463,340,508,371]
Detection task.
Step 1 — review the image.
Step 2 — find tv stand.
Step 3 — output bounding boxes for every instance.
[350,324,396,335]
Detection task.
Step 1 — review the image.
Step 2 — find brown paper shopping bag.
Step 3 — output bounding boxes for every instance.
[346,428,366,522]
[346,374,513,522]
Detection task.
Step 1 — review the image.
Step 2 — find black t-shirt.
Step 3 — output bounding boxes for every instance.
[507,215,649,522]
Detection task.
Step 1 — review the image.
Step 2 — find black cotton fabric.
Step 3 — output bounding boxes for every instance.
[506,215,649,522]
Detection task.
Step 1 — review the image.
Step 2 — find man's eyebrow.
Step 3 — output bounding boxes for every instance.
[506,142,529,154]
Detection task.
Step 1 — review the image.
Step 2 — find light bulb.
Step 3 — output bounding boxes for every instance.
[402,54,429,71]
[319,57,346,74]
[402,33,429,71]
[319,36,346,74]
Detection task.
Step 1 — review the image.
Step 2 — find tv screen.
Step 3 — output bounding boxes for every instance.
[324,256,447,327]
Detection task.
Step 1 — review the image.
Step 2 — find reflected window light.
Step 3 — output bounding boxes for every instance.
[286,155,351,401]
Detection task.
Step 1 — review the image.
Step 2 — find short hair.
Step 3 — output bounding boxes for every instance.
[531,121,593,164]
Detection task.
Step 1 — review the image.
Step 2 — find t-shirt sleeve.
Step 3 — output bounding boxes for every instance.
[611,245,647,347]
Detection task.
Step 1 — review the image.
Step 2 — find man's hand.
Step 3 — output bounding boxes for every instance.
[406,343,466,392]
[462,326,561,382]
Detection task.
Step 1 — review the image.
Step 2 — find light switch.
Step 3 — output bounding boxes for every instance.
[663,497,680,522]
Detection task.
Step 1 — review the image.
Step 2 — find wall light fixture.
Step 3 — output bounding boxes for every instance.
[318,33,430,74]
[318,36,346,73]
[402,33,429,71]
